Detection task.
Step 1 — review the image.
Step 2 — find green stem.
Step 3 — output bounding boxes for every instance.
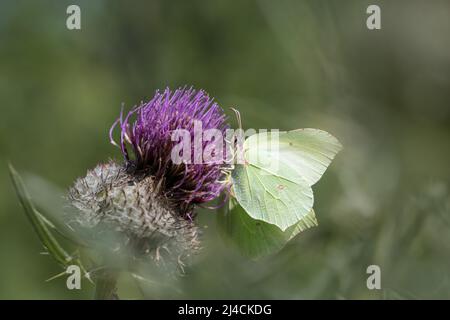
[93,268,119,300]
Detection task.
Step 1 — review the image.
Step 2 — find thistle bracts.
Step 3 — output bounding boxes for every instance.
[68,161,200,265]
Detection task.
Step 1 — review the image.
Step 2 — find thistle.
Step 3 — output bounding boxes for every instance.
[110,87,230,216]
[68,87,231,283]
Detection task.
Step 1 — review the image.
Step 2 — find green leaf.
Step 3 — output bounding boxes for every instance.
[232,128,341,231]
[23,173,90,247]
[10,164,93,283]
[218,200,317,259]
[9,164,73,266]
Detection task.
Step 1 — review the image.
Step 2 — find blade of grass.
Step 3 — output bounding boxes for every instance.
[23,173,91,247]
[9,163,73,266]
[9,164,94,284]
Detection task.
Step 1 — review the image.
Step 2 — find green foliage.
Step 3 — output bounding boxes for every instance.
[9,164,73,267]
[9,164,90,283]
[2,0,450,299]
[218,199,317,259]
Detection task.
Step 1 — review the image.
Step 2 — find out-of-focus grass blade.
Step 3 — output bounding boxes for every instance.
[35,210,56,229]
[9,163,73,266]
[23,173,91,247]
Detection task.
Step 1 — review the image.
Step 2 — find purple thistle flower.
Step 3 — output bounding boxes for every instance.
[110,87,231,216]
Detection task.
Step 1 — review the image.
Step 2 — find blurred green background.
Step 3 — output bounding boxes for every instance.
[1,0,449,299]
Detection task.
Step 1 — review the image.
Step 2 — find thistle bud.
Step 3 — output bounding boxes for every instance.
[68,161,200,265]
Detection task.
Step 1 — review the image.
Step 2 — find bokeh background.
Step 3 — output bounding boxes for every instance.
[1,0,449,299]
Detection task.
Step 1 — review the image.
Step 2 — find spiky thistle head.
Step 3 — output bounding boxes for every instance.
[110,87,231,216]
[68,161,200,267]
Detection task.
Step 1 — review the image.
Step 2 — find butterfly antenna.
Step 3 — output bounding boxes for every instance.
[230,107,242,131]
